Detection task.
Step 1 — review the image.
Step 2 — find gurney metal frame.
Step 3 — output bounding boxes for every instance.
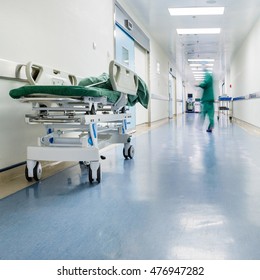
[17,60,138,184]
[217,96,233,122]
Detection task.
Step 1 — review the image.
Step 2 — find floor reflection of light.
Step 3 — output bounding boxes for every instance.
[169,204,234,259]
[244,170,260,227]
[188,145,204,174]
[171,245,228,260]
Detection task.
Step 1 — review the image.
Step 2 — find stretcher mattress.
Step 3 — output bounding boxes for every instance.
[9,73,149,109]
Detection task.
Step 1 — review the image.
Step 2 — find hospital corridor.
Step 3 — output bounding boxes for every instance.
[1,0,260,262]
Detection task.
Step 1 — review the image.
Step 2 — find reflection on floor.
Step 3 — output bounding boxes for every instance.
[0,161,76,199]
[1,114,260,260]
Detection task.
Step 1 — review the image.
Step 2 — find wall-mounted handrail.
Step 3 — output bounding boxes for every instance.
[233,91,260,101]
[151,93,169,101]
[0,58,27,82]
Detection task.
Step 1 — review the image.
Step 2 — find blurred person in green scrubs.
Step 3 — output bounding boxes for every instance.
[196,71,215,132]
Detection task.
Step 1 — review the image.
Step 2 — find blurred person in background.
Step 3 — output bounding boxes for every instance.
[196,71,215,133]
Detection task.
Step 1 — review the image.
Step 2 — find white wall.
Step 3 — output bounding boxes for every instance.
[0,0,114,169]
[0,79,45,169]
[233,99,260,128]
[230,17,260,128]
[0,0,114,77]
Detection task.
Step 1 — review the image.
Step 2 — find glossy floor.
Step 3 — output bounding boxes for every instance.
[1,114,260,260]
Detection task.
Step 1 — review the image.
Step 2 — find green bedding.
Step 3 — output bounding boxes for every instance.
[9,73,149,109]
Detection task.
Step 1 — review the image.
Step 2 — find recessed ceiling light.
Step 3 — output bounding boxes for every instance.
[188,59,215,62]
[177,28,221,34]
[169,7,224,16]
[189,64,203,67]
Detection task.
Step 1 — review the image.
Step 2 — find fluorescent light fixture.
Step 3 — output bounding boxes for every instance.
[189,64,203,67]
[193,71,206,74]
[188,59,215,62]
[193,71,212,74]
[169,7,225,16]
[191,68,203,71]
[177,28,221,34]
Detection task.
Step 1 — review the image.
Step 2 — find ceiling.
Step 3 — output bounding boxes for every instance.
[119,0,260,83]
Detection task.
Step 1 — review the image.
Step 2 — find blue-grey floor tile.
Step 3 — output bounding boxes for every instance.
[0,114,260,260]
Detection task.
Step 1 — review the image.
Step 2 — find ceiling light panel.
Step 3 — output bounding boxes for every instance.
[177,28,221,34]
[169,7,225,16]
[189,64,203,67]
[188,59,215,62]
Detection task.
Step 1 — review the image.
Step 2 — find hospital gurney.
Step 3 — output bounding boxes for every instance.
[9,60,149,183]
[217,96,232,122]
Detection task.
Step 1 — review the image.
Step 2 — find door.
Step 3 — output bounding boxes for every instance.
[134,43,149,125]
[168,73,176,118]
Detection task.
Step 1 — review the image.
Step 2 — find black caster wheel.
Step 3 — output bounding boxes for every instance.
[128,145,135,159]
[33,161,42,181]
[25,165,33,182]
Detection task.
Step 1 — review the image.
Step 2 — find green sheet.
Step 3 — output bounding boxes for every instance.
[9,73,149,109]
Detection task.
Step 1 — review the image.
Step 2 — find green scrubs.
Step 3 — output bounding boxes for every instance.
[198,72,215,130]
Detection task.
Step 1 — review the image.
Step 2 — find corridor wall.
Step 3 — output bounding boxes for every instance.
[230,17,260,128]
[0,0,175,170]
[0,0,114,169]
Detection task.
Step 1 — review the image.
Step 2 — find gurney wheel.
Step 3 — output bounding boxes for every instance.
[123,148,128,159]
[123,145,135,159]
[97,166,101,183]
[25,165,33,182]
[88,163,101,184]
[89,167,93,183]
[128,145,134,159]
[33,161,42,181]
